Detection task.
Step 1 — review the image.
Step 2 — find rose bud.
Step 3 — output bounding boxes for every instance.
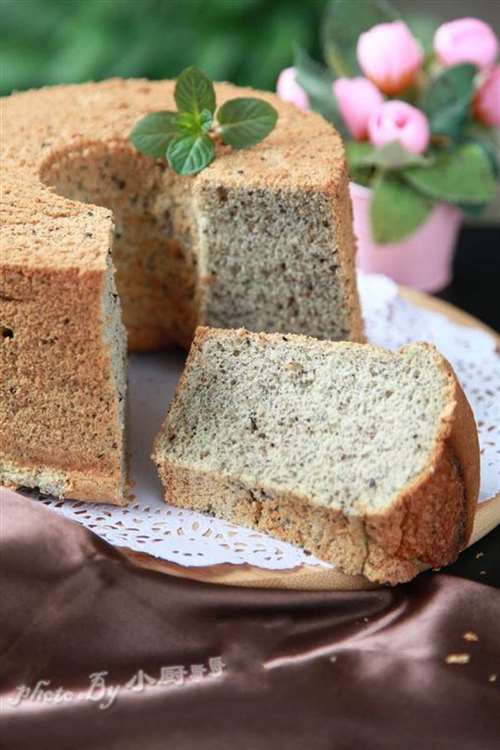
[434,18,499,70]
[333,77,384,140]
[368,100,430,155]
[474,66,500,126]
[276,67,309,111]
[357,21,423,95]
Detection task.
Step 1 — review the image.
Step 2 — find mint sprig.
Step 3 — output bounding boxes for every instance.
[130,66,278,176]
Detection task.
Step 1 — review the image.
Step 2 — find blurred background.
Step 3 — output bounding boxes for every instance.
[1,0,498,96]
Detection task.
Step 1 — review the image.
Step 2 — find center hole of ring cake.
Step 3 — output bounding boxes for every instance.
[39,142,198,352]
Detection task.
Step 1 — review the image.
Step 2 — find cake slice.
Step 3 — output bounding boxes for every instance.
[153,327,479,584]
[0,177,127,504]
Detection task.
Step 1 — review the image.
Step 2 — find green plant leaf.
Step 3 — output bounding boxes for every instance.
[129,111,179,158]
[348,140,432,170]
[321,0,398,77]
[217,97,278,148]
[463,122,500,177]
[466,138,500,179]
[371,175,434,243]
[420,63,477,140]
[174,65,216,116]
[293,46,344,131]
[369,141,432,169]
[406,13,440,59]
[346,142,376,170]
[457,202,487,217]
[176,109,213,136]
[167,133,215,175]
[349,166,374,188]
[403,143,497,205]
[176,110,203,135]
[200,108,213,132]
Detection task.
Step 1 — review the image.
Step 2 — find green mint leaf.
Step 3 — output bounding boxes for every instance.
[294,46,345,133]
[175,66,216,117]
[200,109,213,133]
[217,98,278,149]
[322,0,398,77]
[176,111,204,136]
[371,175,434,243]
[420,63,477,140]
[167,133,214,175]
[129,111,179,158]
[176,109,213,137]
[403,143,497,205]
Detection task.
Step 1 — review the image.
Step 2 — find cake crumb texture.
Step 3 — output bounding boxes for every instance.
[153,327,479,584]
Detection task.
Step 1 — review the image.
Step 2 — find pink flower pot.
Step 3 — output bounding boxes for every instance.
[350,181,462,292]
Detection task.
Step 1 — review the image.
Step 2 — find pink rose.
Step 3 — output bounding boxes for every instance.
[276,67,309,111]
[357,21,423,95]
[474,66,500,126]
[434,18,498,70]
[368,100,430,155]
[333,77,384,140]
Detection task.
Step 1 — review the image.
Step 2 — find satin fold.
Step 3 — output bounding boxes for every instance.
[1,491,499,749]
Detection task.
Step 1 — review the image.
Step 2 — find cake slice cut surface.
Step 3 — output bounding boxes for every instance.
[153,327,480,584]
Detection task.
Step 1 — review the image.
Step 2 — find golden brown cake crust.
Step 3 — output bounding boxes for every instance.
[0,252,127,504]
[153,328,479,585]
[2,78,356,203]
[362,354,479,583]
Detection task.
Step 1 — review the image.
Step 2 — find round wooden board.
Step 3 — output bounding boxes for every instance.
[124,287,500,590]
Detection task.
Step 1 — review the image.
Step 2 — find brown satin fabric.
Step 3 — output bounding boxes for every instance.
[1,492,499,750]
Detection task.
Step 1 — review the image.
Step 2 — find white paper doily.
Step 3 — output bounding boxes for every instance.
[40,273,500,570]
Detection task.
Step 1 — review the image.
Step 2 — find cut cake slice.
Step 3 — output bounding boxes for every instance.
[153,327,480,584]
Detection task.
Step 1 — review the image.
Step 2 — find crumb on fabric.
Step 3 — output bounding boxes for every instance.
[463,631,479,642]
[446,653,470,665]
